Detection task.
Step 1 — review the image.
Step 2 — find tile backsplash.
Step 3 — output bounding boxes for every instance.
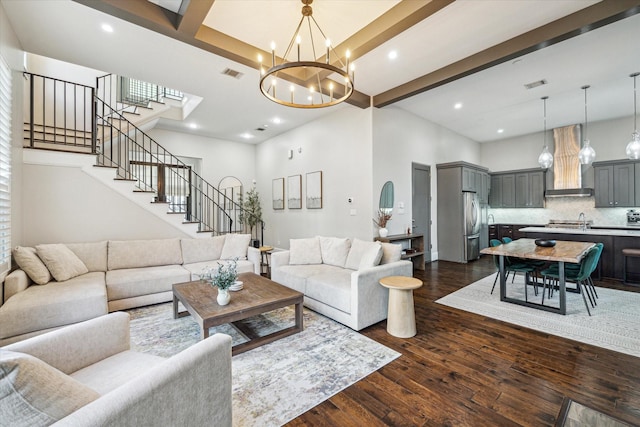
[487,197,631,227]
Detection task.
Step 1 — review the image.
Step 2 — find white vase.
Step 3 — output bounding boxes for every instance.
[217,288,230,306]
[379,227,389,237]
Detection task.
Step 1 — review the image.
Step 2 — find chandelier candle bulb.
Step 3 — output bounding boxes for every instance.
[296,35,301,62]
[326,39,330,64]
[270,41,276,67]
[290,85,295,103]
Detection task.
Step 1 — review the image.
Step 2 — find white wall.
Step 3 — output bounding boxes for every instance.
[147,128,256,194]
[21,159,189,246]
[372,107,481,259]
[255,107,373,248]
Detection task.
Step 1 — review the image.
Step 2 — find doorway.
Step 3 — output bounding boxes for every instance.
[412,162,431,264]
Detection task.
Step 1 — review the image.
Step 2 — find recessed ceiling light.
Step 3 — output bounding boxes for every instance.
[497,128,504,134]
[188,123,198,129]
[388,50,398,60]
[241,133,254,139]
[101,23,114,33]
[454,102,463,109]
[272,117,281,124]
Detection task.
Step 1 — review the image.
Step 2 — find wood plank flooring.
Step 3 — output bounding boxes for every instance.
[286,256,640,426]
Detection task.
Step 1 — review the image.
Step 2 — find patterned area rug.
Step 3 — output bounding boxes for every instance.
[127,302,400,426]
[436,274,640,357]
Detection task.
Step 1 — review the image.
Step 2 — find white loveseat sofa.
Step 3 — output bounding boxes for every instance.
[0,234,260,346]
[1,312,232,427]
[271,236,413,331]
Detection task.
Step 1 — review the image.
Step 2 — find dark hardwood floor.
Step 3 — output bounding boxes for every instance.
[286,256,640,426]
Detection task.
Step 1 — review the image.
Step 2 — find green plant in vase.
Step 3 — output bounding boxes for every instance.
[211,259,238,306]
[239,186,263,247]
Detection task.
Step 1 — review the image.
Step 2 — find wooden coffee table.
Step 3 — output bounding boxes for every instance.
[173,272,304,355]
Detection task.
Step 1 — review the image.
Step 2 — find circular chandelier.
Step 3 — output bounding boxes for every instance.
[258,0,354,109]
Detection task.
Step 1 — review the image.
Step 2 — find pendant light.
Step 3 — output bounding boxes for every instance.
[538,96,553,169]
[578,85,596,165]
[626,72,640,160]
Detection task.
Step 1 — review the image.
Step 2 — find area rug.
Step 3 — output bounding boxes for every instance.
[127,303,400,426]
[436,274,640,357]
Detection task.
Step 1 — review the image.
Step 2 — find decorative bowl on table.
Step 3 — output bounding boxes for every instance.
[535,239,556,247]
[229,280,243,291]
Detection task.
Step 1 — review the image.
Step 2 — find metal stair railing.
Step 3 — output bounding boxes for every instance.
[95,97,239,234]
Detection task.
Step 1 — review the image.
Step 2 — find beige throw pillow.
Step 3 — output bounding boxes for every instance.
[0,351,100,426]
[289,237,322,265]
[345,238,383,270]
[220,234,251,260]
[380,242,403,264]
[36,244,89,282]
[319,236,351,267]
[12,246,52,285]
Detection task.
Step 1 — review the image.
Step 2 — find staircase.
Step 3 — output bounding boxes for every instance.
[23,72,250,239]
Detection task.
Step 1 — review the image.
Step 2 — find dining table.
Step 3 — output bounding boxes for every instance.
[480,238,595,314]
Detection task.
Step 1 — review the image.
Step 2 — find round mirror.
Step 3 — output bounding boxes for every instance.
[379,181,394,215]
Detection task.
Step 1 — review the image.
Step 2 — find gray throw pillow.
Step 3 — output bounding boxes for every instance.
[0,350,99,426]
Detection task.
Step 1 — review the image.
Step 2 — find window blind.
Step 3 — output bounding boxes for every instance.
[0,55,12,276]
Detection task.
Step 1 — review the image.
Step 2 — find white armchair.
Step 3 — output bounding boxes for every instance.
[2,312,232,427]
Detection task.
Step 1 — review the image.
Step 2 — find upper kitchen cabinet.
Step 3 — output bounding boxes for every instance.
[489,170,544,208]
[461,165,490,203]
[593,160,637,207]
[515,171,545,208]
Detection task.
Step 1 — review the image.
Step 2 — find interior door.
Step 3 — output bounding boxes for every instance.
[412,162,431,264]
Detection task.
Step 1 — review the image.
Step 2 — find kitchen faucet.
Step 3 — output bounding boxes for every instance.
[578,212,586,231]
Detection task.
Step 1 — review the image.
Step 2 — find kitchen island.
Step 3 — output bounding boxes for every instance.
[519,227,640,282]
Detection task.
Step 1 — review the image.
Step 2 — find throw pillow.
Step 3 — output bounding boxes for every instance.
[380,242,402,264]
[345,238,383,270]
[35,244,89,282]
[0,351,99,426]
[12,246,52,285]
[220,234,251,260]
[181,235,226,264]
[289,237,322,265]
[319,236,351,267]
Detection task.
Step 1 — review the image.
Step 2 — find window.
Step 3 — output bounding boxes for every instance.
[0,55,12,276]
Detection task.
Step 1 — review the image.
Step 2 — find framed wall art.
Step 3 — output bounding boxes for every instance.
[272,177,284,210]
[306,171,323,209]
[287,174,302,209]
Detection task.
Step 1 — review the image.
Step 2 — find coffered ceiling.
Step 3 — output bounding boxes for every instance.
[3,0,640,143]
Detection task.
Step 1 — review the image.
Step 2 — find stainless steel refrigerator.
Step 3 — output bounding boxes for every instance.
[463,191,481,261]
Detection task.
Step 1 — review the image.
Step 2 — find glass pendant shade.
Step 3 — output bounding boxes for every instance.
[626,130,640,160]
[578,85,595,165]
[578,139,596,164]
[537,96,553,169]
[538,145,553,169]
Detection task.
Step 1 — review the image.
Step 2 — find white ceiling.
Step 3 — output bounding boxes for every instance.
[2,0,639,145]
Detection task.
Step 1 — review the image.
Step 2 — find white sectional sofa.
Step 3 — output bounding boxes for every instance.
[2,312,232,427]
[271,236,413,331]
[0,234,260,346]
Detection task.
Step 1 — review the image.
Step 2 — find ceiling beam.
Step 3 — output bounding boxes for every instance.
[176,0,215,36]
[373,0,640,108]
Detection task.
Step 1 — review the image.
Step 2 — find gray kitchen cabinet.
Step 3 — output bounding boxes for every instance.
[515,171,545,208]
[491,170,543,208]
[594,160,636,207]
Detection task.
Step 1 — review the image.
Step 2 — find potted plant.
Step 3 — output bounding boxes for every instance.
[373,209,392,237]
[210,259,238,306]
[239,186,263,248]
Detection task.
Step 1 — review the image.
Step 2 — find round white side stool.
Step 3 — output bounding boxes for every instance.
[379,276,423,338]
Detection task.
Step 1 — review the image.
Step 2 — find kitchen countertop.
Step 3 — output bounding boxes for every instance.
[519,226,640,237]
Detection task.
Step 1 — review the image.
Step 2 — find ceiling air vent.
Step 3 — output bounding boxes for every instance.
[221,68,244,79]
[255,127,266,132]
[524,79,547,90]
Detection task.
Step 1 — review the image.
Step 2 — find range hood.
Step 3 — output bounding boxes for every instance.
[544,124,593,198]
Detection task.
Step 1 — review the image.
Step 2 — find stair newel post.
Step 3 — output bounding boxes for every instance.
[91,88,97,155]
